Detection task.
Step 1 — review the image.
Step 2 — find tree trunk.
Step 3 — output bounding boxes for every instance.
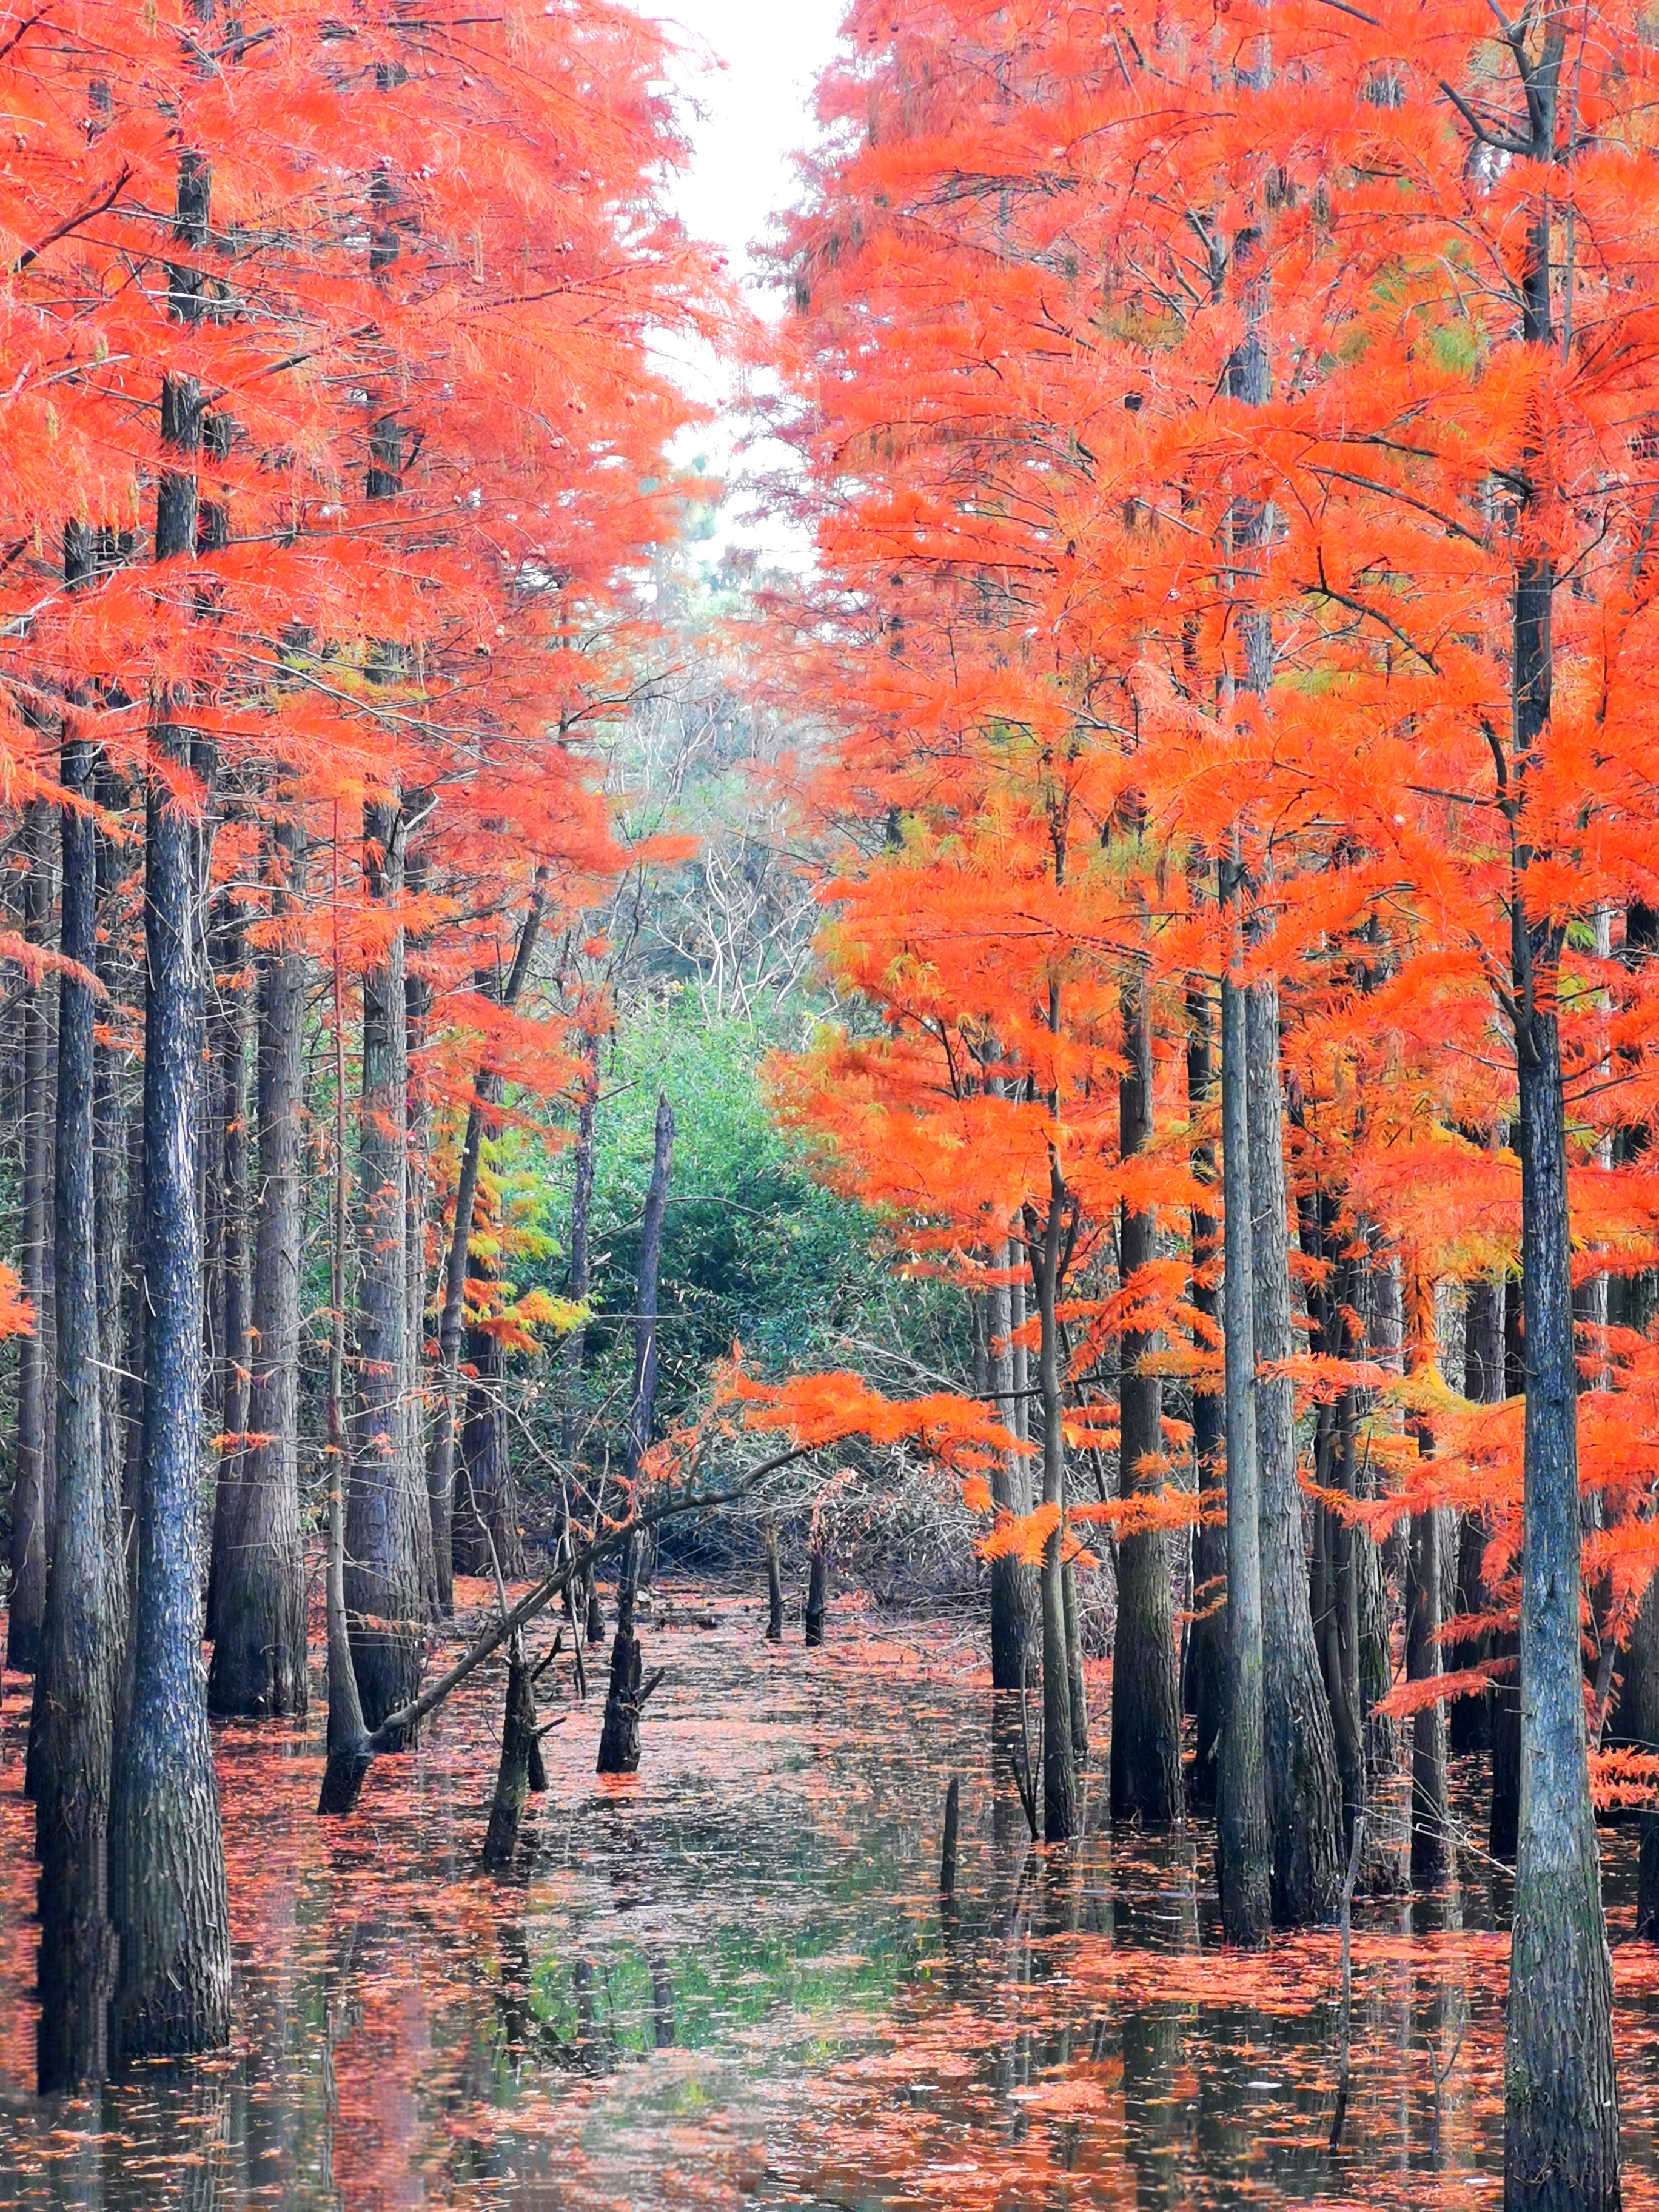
[765,1521,783,1642]
[1031,1161,1077,1843]
[986,1245,1036,1690]
[109,358,232,2062]
[34,721,122,2091]
[1111,963,1181,1826]
[1246,980,1342,1925]
[432,888,548,1598]
[1298,1183,1365,1850]
[805,1541,829,1647]
[560,1019,598,1470]
[480,1637,540,1869]
[346,798,429,1736]
[595,1567,645,1774]
[9,798,55,1674]
[319,908,372,1821]
[454,1280,522,1580]
[1062,1557,1088,1759]
[595,1095,674,1771]
[207,819,308,1719]
[205,896,251,1645]
[1407,1501,1450,1887]
[1505,989,1620,2208]
[1450,1283,1501,1757]
[403,830,435,1614]
[1217,960,1270,1945]
[93,765,132,1567]
[1185,987,1226,1812]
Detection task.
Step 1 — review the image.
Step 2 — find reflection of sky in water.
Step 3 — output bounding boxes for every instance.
[3,1588,1658,2209]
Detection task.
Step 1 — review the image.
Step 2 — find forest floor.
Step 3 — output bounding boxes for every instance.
[2,1580,1659,2210]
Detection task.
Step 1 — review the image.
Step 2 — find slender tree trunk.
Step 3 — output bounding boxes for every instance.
[320,846,371,1820]
[346,798,428,1736]
[1186,988,1226,1811]
[805,1540,830,1647]
[1500,106,1618,2157]
[455,1281,521,1579]
[404,828,435,1613]
[596,1094,673,1773]
[560,1019,598,1470]
[93,766,131,1565]
[1062,1557,1088,1758]
[109,349,232,2062]
[1218,956,1270,1945]
[1299,1184,1364,1846]
[1407,1494,1450,1887]
[481,1635,540,1869]
[207,819,308,1718]
[206,896,251,1644]
[765,1521,783,1642]
[1451,1282,1503,1757]
[1506,991,1620,2207]
[431,885,548,1601]
[986,1238,1036,1690]
[595,1568,645,1772]
[1111,963,1180,1826]
[1246,980,1342,1924]
[9,799,55,1674]
[1031,1161,1077,1843]
[34,720,121,2091]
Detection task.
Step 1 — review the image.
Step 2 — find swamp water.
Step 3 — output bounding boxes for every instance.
[3,1584,1659,2210]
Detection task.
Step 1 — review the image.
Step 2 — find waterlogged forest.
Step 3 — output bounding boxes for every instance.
[5,0,1659,2208]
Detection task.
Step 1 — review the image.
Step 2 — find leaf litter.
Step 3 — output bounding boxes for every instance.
[1,1584,1658,2208]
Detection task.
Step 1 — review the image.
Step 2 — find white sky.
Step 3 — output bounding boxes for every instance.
[652,0,848,568]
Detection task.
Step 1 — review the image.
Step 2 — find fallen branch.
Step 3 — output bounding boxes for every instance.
[318,1440,816,1814]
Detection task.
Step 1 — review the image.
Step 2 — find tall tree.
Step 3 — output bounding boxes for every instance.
[33,645,121,2089]
[207,817,308,1720]
[108,326,232,2057]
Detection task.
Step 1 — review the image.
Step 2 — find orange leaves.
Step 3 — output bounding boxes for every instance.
[1071,1486,1205,1538]
[979,1500,1059,1567]
[0,1261,33,1341]
[725,1367,1017,1470]
[1372,1665,1498,1724]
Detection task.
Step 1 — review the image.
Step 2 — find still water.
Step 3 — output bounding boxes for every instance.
[3,1585,1658,2209]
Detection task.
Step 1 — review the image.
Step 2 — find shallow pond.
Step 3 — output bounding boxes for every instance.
[3,1581,1659,2210]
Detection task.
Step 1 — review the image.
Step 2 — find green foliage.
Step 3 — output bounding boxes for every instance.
[527,996,969,1477]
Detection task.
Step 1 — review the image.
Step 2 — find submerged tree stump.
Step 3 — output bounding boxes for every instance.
[597,1576,645,1774]
[804,1543,829,1647]
[765,1523,784,1643]
[482,1639,540,1869]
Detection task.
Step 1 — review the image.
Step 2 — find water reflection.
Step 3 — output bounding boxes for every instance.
[2,1601,1657,2210]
